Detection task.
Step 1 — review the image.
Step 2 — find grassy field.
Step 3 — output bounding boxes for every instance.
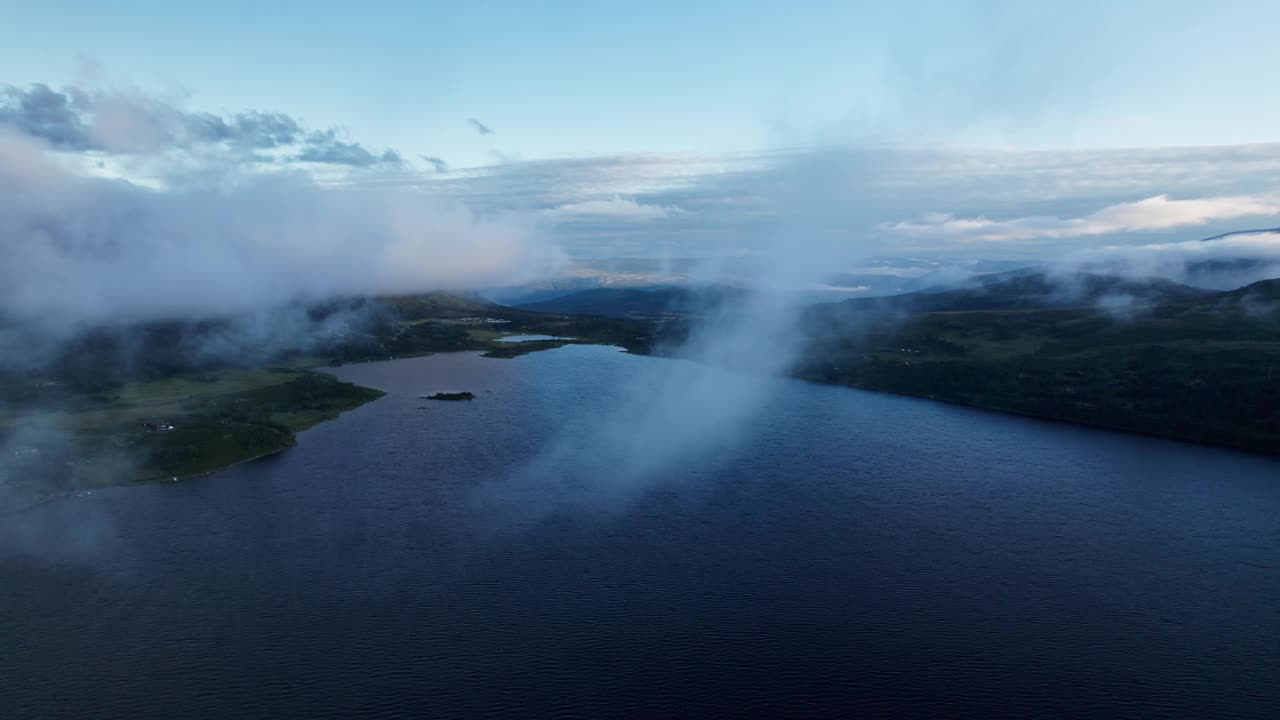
[0,292,657,511]
[7,368,302,432]
[0,368,383,511]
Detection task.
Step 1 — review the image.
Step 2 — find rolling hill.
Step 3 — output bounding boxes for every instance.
[517,285,749,319]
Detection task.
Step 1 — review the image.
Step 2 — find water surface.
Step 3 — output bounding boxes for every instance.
[2,346,1278,718]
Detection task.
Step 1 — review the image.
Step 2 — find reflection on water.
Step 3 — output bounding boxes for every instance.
[2,345,1279,718]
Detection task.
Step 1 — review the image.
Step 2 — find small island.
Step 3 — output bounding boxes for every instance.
[423,391,475,401]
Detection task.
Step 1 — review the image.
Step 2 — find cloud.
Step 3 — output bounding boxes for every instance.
[0,83,92,149]
[539,196,686,222]
[0,83,400,166]
[293,129,404,167]
[467,118,495,136]
[885,192,1280,243]
[202,111,304,148]
[419,155,449,173]
[334,141,1280,262]
[0,128,563,346]
[1061,230,1280,289]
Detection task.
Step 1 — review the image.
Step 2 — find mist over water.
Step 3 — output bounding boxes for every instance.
[4,3,1280,715]
[0,128,563,361]
[4,347,1279,718]
[493,153,870,510]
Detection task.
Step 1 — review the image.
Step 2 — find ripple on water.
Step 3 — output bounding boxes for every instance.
[2,346,1279,718]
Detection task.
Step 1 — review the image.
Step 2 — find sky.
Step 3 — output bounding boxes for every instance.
[5,1,1280,164]
[3,0,1280,300]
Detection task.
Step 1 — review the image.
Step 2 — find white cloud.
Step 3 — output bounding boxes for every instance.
[539,196,687,222]
[885,192,1280,242]
[0,129,563,336]
[394,143,1280,258]
[1057,230,1280,289]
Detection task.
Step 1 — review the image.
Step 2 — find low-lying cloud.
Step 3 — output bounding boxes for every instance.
[886,192,1280,243]
[388,143,1280,260]
[0,83,402,167]
[539,196,686,222]
[1062,230,1280,290]
[0,127,562,345]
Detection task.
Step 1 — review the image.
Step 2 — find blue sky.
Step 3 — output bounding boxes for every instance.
[4,0,1280,303]
[5,1,1280,168]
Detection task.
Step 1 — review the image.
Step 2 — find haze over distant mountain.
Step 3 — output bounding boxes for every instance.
[833,270,1209,314]
[522,269,1214,323]
[516,285,749,319]
[490,256,1039,307]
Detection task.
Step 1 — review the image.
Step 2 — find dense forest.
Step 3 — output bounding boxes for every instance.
[793,276,1280,454]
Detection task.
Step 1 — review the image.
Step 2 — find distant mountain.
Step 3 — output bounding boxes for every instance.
[806,270,1210,324]
[483,278,617,306]
[516,271,1215,323]
[491,256,1040,306]
[793,270,1280,456]
[918,270,1208,307]
[483,260,697,306]
[380,291,509,321]
[517,285,747,318]
[1218,277,1280,305]
[1180,257,1280,291]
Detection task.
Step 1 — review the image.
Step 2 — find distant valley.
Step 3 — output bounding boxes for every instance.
[5,241,1280,510]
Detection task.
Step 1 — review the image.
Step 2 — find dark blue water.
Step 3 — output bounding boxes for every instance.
[2,345,1278,718]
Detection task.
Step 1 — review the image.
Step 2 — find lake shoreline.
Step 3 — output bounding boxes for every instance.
[7,340,1272,516]
[642,345,1280,459]
[812,376,1280,458]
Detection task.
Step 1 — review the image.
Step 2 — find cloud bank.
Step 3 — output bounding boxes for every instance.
[1061,230,1280,290]
[885,192,1280,243]
[388,143,1280,261]
[539,196,686,222]
[0,83,402,166]
[0,125,561,340]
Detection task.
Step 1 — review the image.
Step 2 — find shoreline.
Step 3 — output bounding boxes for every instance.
[0,374,386,516]
[643,347,1280,459]
[3,342,597,515]
[813,377,1280,459]
[7,342,1273,516]
[1,443,301,518]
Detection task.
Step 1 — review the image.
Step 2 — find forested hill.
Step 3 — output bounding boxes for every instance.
[517,285,748,319]
[809,270,1209,319]
[794,273,1280,455]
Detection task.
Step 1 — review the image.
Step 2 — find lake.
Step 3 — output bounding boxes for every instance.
[2,345,1278,718]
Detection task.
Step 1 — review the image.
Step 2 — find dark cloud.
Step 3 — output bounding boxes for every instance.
[0,129,562,344]
[293,130,403,167]
[199,111,304,149]
[0,83,93,149]
[420,155,449,173]
[0,83,399,166]
[467,118,495,136]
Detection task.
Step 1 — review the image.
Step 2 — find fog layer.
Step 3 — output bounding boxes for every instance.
[0,130,562,342]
